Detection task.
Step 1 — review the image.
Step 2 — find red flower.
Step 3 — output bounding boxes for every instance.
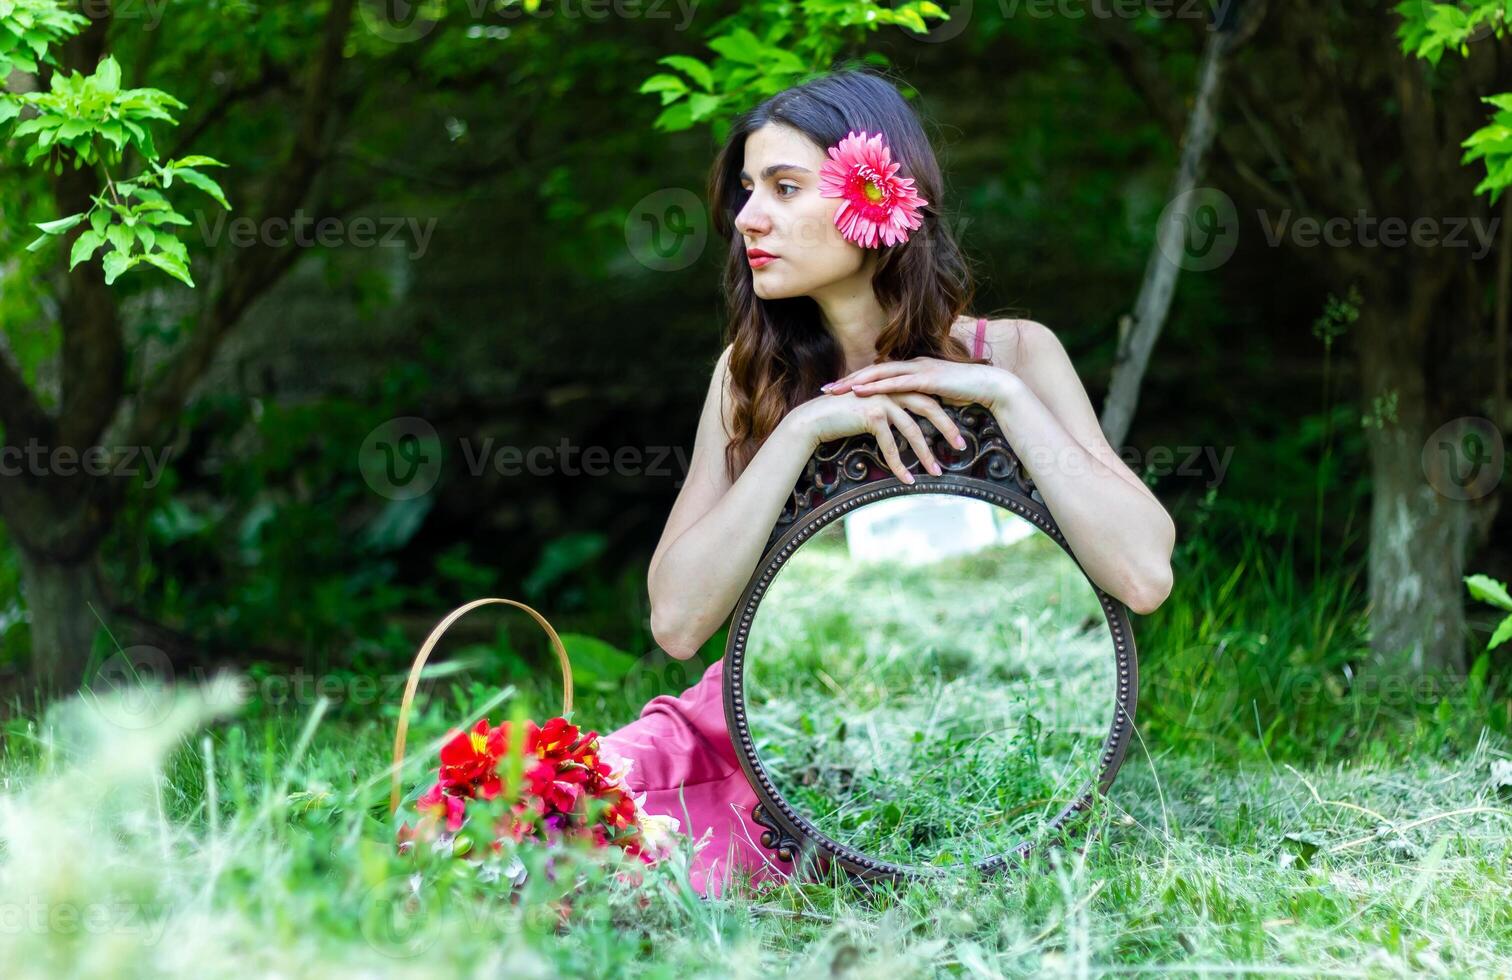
[398,712,683,872]
[417,781,467,832]
[531,716,579,758]
[438,719,504,799]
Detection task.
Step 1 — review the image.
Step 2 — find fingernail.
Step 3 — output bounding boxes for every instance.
[821,382,834,391]
[953,436,966,449]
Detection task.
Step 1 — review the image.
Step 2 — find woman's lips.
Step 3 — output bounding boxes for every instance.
[748,255,777,268]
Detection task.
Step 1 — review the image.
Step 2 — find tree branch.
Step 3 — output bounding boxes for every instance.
[126,0,358,451]
[53,8,125,452]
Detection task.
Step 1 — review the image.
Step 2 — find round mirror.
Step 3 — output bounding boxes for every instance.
[724,407,1136,884]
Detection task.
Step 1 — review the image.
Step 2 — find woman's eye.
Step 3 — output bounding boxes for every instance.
[777,183,799,198]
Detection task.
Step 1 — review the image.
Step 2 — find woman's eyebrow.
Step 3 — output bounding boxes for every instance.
[739,164,814,180]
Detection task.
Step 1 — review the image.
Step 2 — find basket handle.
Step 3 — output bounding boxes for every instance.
[388,597,574,816]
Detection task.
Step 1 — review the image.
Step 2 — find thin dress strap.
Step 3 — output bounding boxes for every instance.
[972,316,986,359]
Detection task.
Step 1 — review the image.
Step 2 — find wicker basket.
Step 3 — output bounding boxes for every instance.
[388,597,574,815]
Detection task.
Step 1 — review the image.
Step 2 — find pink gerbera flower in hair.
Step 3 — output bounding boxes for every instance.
[818,130,929,248]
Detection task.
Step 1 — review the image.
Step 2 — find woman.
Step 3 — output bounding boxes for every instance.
[598,68,1176,898]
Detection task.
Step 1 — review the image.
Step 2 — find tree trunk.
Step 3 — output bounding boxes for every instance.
[14,545,111,696]
[1357,301,1473,677]
[1100,22,1234,447]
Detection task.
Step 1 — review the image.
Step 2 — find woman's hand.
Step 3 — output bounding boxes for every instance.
[790,389,968,485]
[822,357,1015,411]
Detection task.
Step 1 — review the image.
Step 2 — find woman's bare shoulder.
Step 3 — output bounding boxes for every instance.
[952,315,1033,373]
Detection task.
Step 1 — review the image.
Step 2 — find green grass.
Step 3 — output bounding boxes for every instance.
[0,511,1510,976]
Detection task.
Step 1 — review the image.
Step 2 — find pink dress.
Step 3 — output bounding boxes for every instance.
[600,317,990,898]
[598,657,786,897]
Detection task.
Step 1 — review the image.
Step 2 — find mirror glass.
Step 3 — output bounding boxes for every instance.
[742,493,1118,870]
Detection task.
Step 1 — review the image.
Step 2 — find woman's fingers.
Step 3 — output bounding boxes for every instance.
[886,401,942,476]
[826,361,917,393]
[850,373,927,395]
[867,415,914,485]
[896,393,966,450]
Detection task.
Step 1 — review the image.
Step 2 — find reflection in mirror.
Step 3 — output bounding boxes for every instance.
[743,493,1117,870]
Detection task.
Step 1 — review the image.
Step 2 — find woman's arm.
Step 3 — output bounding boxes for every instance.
[647,346,819,660]
[986,321,1176,614]
[648,346,959,658]
[822,319,1176,613]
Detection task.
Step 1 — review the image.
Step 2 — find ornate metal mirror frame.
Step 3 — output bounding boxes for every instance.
[722,402,1139,885]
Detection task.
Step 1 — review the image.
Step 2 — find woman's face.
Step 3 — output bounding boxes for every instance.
[734,122,872,300]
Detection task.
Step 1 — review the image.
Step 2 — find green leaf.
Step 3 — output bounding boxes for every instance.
[657,54,714,92]
[653,100,695,132]
[638,73,688,96]
[687,93,721,123]
[94,55,121,94]
[708,28,765,66]
[0,99,20,125]
[69,229,105,269]
[142,251,194,287]
[102,249,134,284]
[896,8,930,33]
[174,168,230,209]
[155,234,189,262]
[35,212,86,235]
[557,633,637,688]
[165,155,227,169]
[11,117,50,138]
[1488,614,1512,652]
[57,117,93,139]
[1466,574,1512,611]
[106,222,134,256]
[139,209,192,227]
[767,48,807,74]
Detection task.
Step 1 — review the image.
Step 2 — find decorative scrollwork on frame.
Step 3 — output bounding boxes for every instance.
[750,803,801,864]
[768,401,1042,554]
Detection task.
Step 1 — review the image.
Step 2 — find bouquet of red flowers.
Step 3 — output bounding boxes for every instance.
[388,597,686,897]
[396,714,681,868]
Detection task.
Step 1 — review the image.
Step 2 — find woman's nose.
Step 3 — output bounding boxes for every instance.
[735,194,770,240]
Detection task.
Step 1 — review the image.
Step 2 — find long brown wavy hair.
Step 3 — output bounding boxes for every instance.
[709,67,990,482]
